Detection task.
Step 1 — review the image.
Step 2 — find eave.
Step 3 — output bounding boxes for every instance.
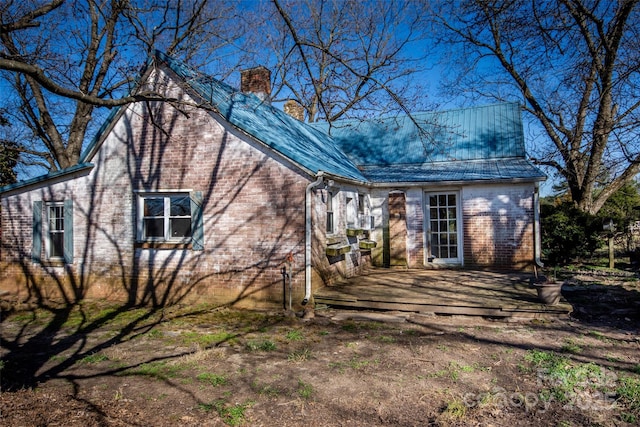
[0,163,94,197]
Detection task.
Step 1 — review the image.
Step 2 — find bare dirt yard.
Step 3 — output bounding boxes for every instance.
[1,271,639,427]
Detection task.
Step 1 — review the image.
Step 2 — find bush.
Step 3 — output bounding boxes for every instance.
[541,201,602,265]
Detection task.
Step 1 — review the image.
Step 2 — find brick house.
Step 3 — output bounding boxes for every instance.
[0,52,545,309]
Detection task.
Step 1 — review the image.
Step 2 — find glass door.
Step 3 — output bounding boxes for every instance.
[426,192,461,263]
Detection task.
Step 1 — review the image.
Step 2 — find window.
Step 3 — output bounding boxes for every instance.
[427,192,460,262]
[32,199,74,264]
[326,190,335,234]
[47,203,65,259]
[357,193,373,229]
[138,193,192,242]
[136,191,204,249]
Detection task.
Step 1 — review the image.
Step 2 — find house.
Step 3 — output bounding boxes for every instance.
[0,51,545,309]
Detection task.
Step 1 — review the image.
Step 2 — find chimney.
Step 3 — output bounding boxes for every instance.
[284,99,305,121]
[240,66,271,103]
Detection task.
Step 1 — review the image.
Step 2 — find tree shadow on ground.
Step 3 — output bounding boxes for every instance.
[0,300,163,391]
[0,299,287,393]
[561,278,640,331]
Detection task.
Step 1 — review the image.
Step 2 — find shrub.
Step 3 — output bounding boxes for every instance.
[541,201,601,265]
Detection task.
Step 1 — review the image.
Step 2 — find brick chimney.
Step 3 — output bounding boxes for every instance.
[240,66,271,103]
[284,99,305,121]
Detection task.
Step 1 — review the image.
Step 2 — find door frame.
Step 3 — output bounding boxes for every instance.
[386,191,408,267]
[423,189,464,265]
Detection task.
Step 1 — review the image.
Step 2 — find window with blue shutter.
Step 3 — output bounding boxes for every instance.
[33,199,74,264]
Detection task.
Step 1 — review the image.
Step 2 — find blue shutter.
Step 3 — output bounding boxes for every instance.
[190,191,204,251]
[32,201,42,263]
[63,199,74,264]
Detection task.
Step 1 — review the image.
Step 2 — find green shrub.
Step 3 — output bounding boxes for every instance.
[541,201,601,265]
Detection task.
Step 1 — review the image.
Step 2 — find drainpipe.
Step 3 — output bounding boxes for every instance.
[303,172,325,305]
[533,186,544,270]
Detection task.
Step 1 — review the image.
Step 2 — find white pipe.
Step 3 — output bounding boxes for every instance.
[303,172,325,305]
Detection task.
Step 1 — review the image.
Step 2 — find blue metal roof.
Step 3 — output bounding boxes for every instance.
[360,158,546,183]
[314,103,527,165]
[27,53,542,194]
[0,163,94,195]
[311,102,544,183]
[153,51,367,182]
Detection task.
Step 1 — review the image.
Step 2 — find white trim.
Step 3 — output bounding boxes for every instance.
[423,190,463,265]
[136,192,192,243]
[44,201,65,261]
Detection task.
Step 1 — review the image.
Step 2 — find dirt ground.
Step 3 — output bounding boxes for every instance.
[1,271,639,427]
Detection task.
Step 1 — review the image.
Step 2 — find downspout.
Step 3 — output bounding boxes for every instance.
[533,186,544,269]
[303,172,325,305]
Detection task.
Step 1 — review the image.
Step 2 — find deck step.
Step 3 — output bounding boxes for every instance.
[312,268,573,320]
[314,296,571,319]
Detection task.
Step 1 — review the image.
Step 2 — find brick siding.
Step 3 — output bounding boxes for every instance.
[0,68,320,308]
[462,185,536,269]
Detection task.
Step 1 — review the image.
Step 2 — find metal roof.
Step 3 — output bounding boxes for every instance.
[314,103,527,165]
[0,163,94,195]
[360,158,546,184]
[311,102,544,183]
[5,53,544,195]
[153,51,367,182]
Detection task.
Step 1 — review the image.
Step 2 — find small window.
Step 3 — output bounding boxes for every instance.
[47,203,65,260]
[138,193,192,242]
[326,191,335,234]
[33,199,73,264]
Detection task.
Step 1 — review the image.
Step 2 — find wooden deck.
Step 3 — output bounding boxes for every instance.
[314,268,572,319]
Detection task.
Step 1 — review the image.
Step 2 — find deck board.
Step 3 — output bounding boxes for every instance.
[313,268,572,319]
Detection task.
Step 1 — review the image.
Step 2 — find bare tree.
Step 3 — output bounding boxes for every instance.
[247,0,432,123]
[1,0,436,174]
[430,0,640,215]
[0,0,246,173]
